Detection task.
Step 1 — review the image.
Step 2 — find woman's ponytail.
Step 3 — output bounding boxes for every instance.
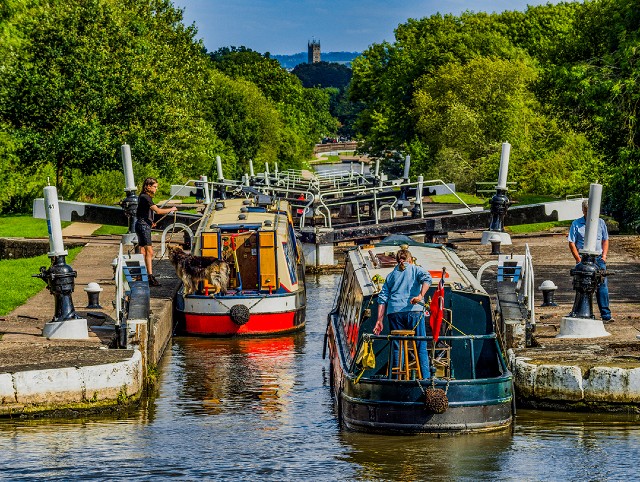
[396,249,412,271]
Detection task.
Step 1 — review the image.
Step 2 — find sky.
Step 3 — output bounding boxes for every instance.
[171,0,566,55]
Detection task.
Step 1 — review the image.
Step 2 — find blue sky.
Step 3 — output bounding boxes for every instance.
[171,0,569,55]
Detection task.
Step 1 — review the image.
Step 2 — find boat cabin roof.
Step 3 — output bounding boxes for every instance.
[199,198,291,235]
[348,240,486,297]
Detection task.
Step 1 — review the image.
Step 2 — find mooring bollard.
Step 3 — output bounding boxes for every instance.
[538,280,558,307]
[34,185,89,339]
[489,233,502,255]
[84,282,103,309]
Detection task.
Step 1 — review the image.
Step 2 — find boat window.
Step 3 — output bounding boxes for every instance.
[282,228,298,285]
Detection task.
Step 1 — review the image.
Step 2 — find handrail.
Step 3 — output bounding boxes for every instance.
[348,332,503,379]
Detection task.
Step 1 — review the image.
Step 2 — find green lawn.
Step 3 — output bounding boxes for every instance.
[92,224,129,235]
[0,247,82,315]
[511,194,561,205]
[430,193,486,205]
[0,215,71,238]
[506,220,572,234]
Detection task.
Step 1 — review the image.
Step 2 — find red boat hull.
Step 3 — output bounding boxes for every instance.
[184,308,305,336]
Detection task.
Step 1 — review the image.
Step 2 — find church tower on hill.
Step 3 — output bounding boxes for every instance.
[308,39,321,64]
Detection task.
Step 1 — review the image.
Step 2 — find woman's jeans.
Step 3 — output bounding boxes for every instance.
[387,311,430,378]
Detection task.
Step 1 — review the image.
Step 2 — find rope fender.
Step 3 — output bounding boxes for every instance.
[229,304,250,325]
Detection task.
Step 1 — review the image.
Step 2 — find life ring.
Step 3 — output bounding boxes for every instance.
[229,304,250,325]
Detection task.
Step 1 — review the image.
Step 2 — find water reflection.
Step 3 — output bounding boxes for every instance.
[340,430,512,481]
[172,335,305,420]
[0,274,639,480]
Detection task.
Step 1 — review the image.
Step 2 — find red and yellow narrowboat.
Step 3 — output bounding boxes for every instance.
[175,196,305,336]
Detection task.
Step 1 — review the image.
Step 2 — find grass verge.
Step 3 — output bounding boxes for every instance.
[0,247,82,316]
[0,215,71,238]
[430,193,486,205]
[92,224,129,236]
[506,220,572,234]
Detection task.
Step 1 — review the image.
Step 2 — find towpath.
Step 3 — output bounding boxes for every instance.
[0,226,178,373]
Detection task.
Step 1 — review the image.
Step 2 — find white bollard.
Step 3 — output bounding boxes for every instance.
[582,183,603,255]
[249,159,255,178]
[121,144,136,192]
[496,142,511,190]
[216,156,224,181]
[201,175,210,204]
[43,186,67,257]
[403,155,411,180]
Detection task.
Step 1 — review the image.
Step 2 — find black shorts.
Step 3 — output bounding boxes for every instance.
[135,220,153,247]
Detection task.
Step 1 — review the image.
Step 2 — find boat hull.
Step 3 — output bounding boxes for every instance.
[328,321,513,435]
[179,291,305,336]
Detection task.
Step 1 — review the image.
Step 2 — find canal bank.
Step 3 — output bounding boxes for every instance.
[454,231,640,412]
[0,230,178,416]
[2,226,639,416]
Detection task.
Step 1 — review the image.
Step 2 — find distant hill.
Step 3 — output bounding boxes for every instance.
[273,51,360,70]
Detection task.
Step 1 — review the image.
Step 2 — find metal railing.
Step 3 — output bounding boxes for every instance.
[349,332,508,381]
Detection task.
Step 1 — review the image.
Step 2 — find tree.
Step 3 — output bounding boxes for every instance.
[210,47,338,167]
[292,61,352,89]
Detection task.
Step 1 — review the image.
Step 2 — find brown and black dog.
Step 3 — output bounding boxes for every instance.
[168,246,230,296]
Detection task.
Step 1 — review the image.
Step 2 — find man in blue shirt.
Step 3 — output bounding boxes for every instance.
[374,248,432,377]
[568,199,612,322]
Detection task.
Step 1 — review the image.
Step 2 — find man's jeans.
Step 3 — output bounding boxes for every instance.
[595,257,612,320]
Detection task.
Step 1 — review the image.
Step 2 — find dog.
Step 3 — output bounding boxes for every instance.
[168,246,230,296]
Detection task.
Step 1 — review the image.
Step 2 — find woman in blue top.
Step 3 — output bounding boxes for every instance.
[373,248,432,378]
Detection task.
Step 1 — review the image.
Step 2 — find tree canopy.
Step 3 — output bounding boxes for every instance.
[0,2,336,212]
[350,1,637,226]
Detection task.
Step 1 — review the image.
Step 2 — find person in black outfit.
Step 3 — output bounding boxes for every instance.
[135,177,177,287]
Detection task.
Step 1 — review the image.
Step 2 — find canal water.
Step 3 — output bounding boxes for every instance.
[1,274,639,480]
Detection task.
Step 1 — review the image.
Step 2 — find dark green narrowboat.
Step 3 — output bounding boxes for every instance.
[324,236,513,434]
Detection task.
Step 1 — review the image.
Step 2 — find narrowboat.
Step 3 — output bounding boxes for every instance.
[175,195,305,336]
[324,235,513,434]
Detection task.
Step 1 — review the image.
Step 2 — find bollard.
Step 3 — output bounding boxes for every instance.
[119,144,138,246]
[35,186,88,339]
[489,233,502,255]
[84,282,103,309]
[538,280,558,307]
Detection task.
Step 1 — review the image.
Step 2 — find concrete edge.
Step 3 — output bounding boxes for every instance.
[0,350,143,415]
[511,354,640,409]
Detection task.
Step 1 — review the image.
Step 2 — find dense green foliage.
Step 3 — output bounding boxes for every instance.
[292,61,352,89]
[350,0,638,227]
[291,61,362,138]
[209,47,338,168]
[0,1,335,213]
[1,0,638,229]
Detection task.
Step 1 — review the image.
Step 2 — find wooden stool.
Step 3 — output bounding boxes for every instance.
[388,329,423,380]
